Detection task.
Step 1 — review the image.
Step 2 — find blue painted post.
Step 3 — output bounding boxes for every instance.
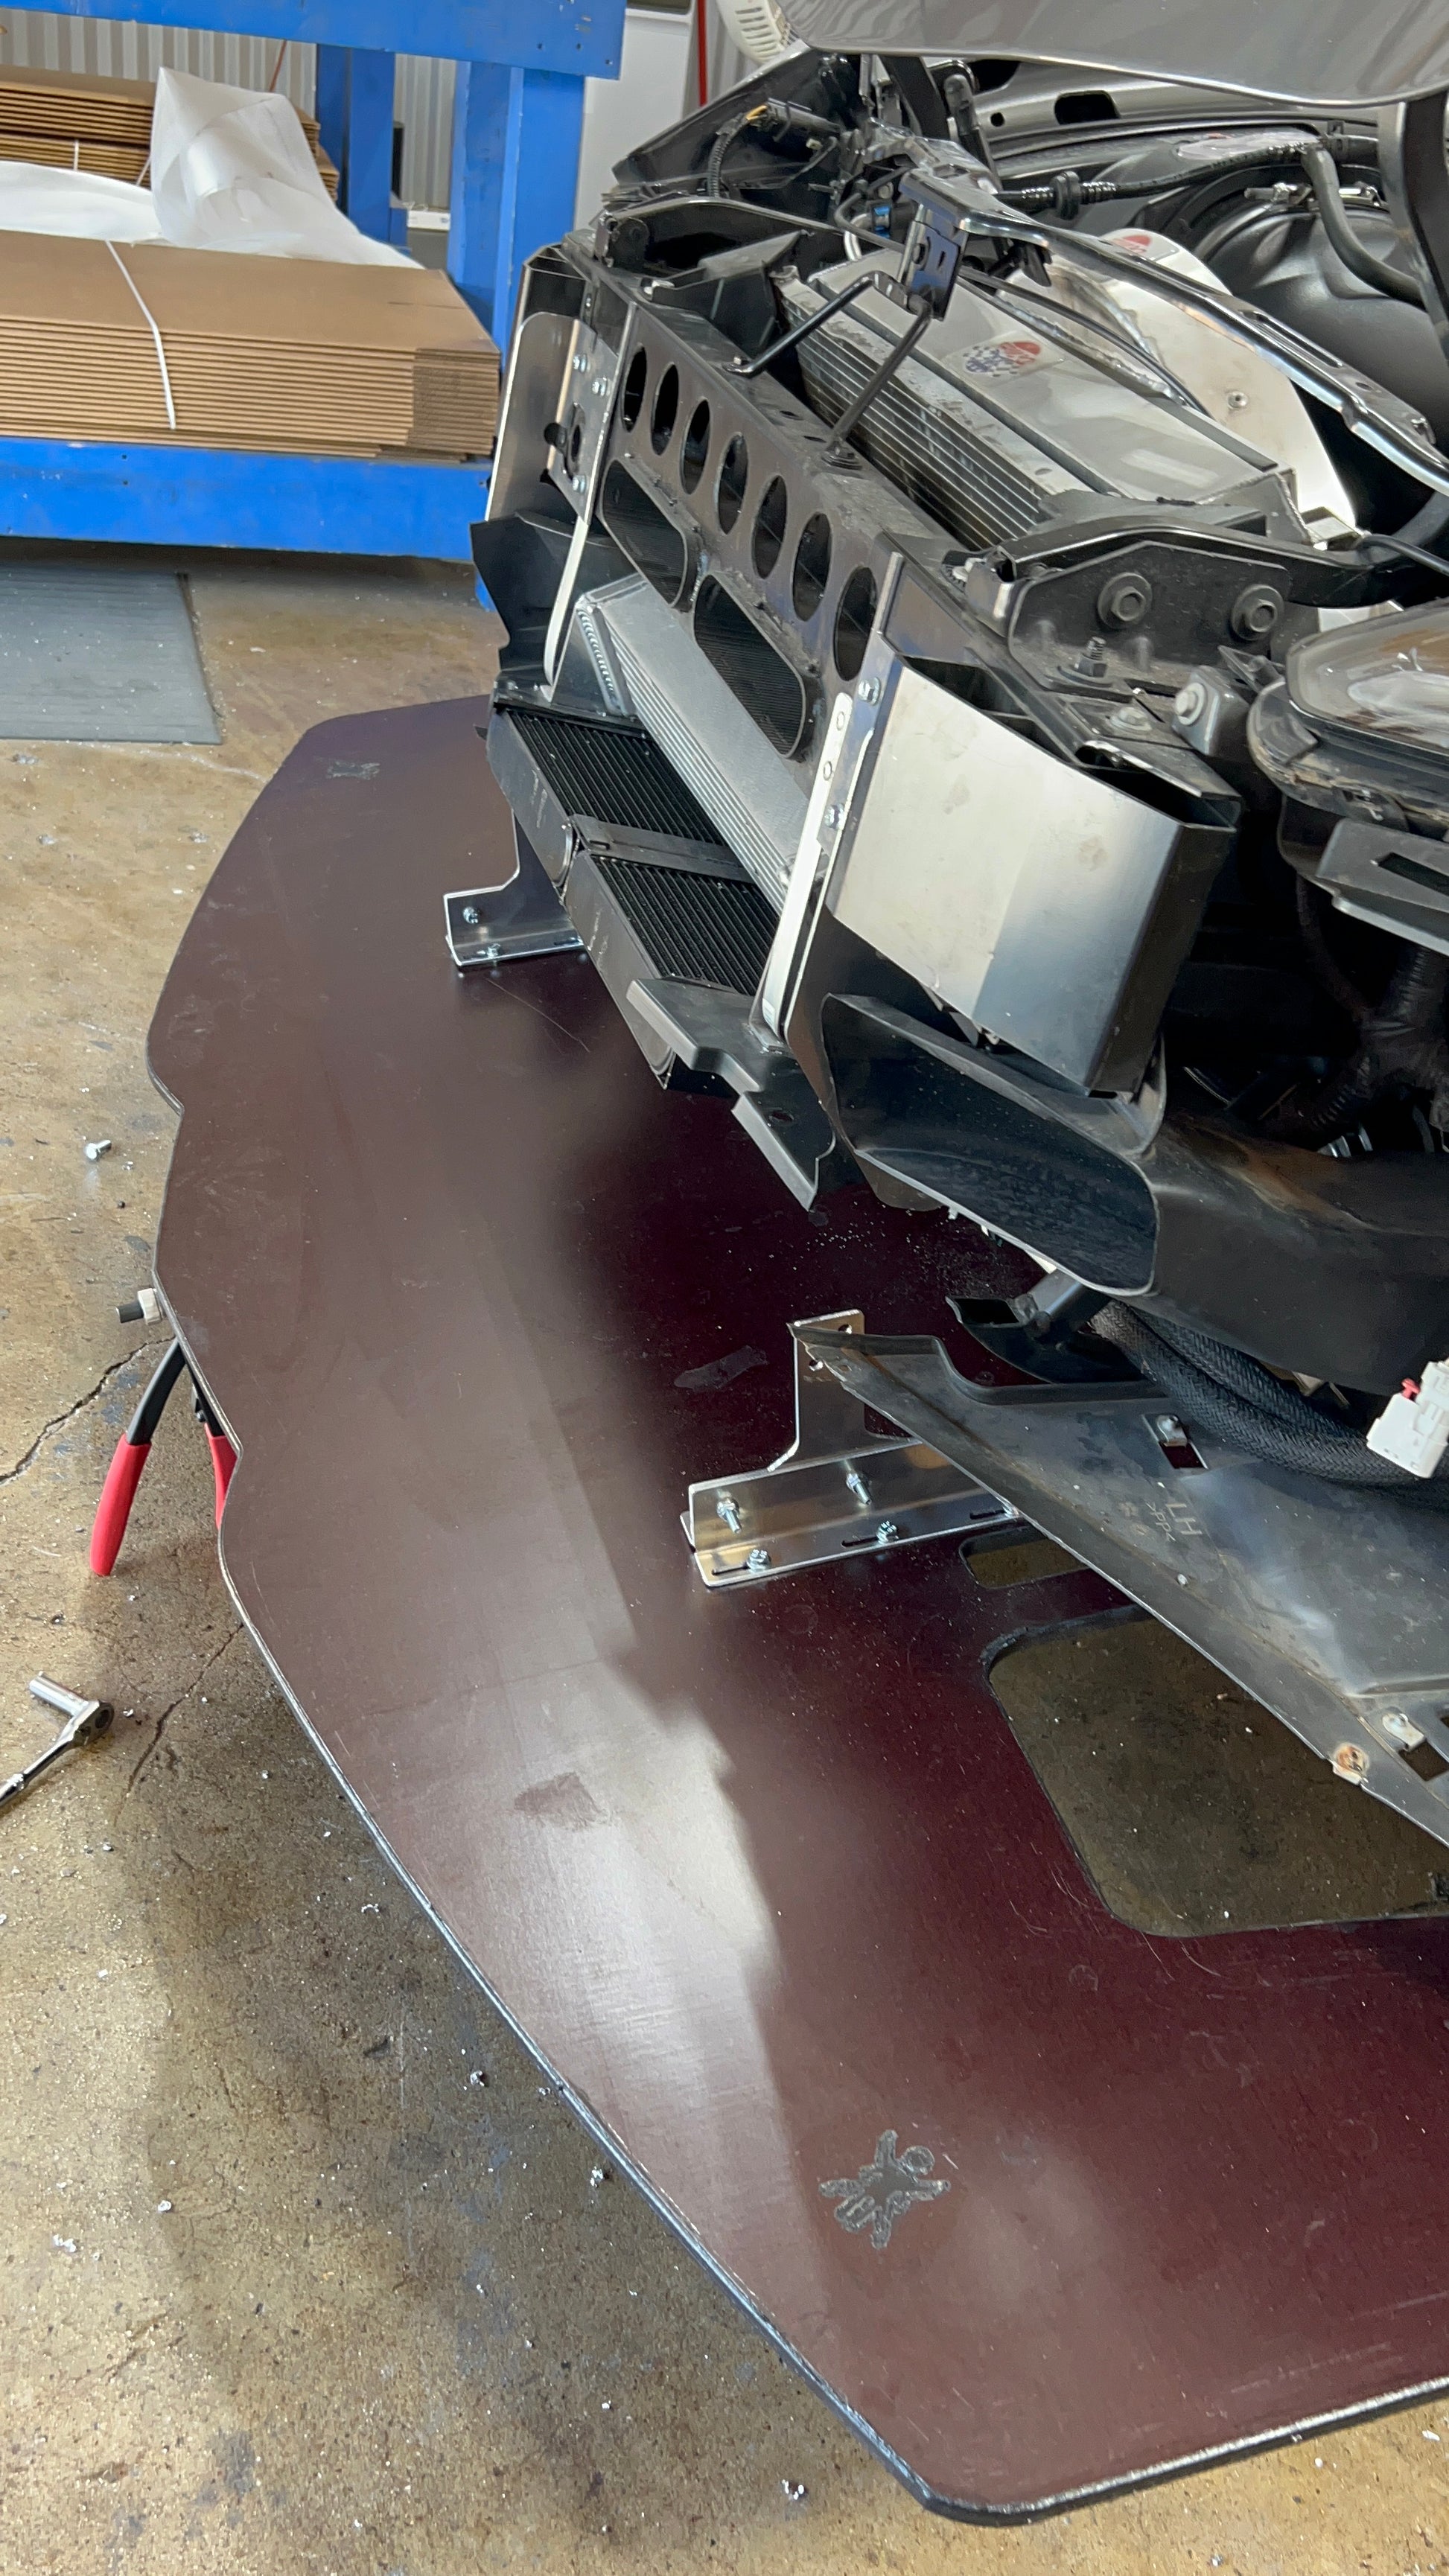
[313,41,350,175]
[343,48,398,242]
[448,61,585,351]
[313,43,400,245]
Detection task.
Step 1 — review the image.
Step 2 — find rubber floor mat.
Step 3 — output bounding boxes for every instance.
[0,563,218,742]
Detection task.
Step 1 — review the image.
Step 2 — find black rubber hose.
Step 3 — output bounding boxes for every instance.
[1094,1305,1449,1499]
[1300,141,1424,306]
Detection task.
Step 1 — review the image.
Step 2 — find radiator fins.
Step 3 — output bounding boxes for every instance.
[594,855,774,993]
[505,707,724,844]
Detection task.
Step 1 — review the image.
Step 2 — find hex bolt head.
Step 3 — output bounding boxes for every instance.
[746,1546,771,1572]
[1173,680,1208,727]
[875,1520,899,1544]
[717,1493,742,1533]
[823,805,842,829]
[1096,570,1153,630]
[1331,1741,1370,1783]
[1230,582,1284,642]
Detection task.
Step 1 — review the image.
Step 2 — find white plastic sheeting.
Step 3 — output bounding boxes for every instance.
[0,161,161,237]
[150,67,408,261]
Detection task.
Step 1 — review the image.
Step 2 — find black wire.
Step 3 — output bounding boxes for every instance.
[1301,141,1423,306]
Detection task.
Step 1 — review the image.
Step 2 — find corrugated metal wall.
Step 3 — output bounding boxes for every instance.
[0,14,458,203]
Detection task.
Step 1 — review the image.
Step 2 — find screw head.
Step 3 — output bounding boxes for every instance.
[1331,1741,1370,1783]
[1226,388,1248,409]
[857,678,882,703]
[822,805,842,830]
[717,1493,742,1533]
[461,905,480,925]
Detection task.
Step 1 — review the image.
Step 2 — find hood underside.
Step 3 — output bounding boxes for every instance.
[778,0,1449,109]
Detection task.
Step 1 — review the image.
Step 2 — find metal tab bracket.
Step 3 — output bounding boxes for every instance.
[445,826,584,969]
[684,1310,1018,1586]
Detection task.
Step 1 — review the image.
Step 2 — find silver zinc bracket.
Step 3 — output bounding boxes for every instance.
[445,829,584,970]
[684,1309,1019,1587]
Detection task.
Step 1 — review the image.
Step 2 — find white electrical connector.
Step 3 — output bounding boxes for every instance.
[1366,1359,1449,1479]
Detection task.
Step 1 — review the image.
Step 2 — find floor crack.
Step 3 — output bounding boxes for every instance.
[126,1620,245,1794]
[1,1342,159,1487]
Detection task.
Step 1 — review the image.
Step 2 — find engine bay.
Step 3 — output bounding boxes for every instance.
[475,48,1449,1506]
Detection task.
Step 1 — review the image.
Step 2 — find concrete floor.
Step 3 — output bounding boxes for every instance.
[3,552,1449,2576]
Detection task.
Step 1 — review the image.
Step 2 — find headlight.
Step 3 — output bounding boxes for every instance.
[1287,605,1449,755]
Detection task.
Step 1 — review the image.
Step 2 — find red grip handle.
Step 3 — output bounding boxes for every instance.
[89,1439,150,1577]
[206,1430,237,1525]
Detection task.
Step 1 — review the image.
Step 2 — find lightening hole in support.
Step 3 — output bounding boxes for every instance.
[681,399,711,493]
[651,364,680,454]
[833,564,878,682]
[717,432,749,532]
[620,346,648,432]
[752,474,789,578]
[792,512,832,619]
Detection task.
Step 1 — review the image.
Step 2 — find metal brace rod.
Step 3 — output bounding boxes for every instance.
[730,264,879,380]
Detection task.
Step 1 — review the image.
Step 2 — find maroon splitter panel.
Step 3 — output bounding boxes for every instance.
[148,695,1449,2518]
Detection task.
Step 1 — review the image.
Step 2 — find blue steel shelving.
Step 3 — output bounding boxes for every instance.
[0,0,625,560]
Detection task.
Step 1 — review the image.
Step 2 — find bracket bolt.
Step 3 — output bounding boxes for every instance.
[875,1520,899,1545]
[1153,1415,1185,1443]
[1331,1741,1369,1783]
[857,678,882,703]
[844,1466,870,1505]
[746,1546,771,1572]
[461,905,480,925]
[479,943,499,965]
[717,1493,742,1533]
[823,805,842,829]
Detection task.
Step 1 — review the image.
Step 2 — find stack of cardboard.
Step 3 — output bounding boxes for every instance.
[0,63,339,193]
[0,234,499,457]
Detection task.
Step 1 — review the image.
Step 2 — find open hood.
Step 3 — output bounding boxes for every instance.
[777,0,1449,110]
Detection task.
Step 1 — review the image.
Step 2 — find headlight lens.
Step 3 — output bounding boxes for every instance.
[1288,605,1449,753]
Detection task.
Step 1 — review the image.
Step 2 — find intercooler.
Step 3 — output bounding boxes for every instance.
[778,278,1057,547]
[777,262,1267,552]
[587,578,807,908]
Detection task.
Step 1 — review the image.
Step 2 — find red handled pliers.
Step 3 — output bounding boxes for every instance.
[90,1339,237,1577]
